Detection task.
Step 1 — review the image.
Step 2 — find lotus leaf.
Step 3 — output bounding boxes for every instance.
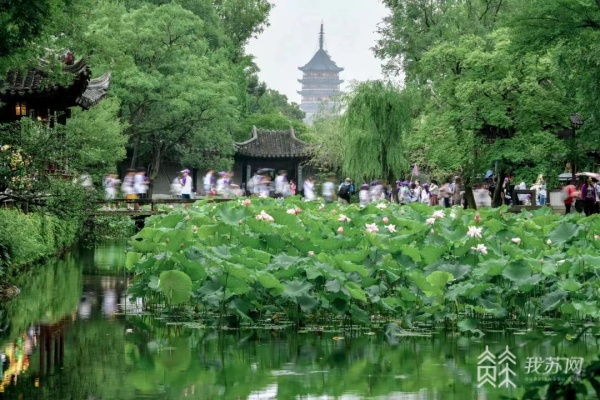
[159,270,192,305]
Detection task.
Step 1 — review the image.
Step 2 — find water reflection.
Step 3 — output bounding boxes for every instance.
[1,243,599,399]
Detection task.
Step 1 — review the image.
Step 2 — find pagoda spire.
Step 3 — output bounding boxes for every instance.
[319,22,324,50]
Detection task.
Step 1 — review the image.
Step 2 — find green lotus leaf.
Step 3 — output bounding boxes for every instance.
[431,264,471,281]
[159,270,192,305]
[420,245,447,265]
[540,290,567,312]
[401,244,421,263]
[502,260,532,284]
[223,261,251,280]
[337,261,368,278]
[581,254,600,269]
[257,271,283,290]
[445,282,474,301]
[559,278,581,292]
[483,219,506,235]
[426,271,454,289]
[283,280,313,299]
[457,318,481,334]
[337,250,369,263]
[262,233,286,250]
[297,294,319,312]
[344,281,368,302]
[126,251,142,270]
[196,224,219,238]
[548,222,580,245]
[225,275,251,295]
[218,206,250,226]
[148,275,159,290]
[130,239,158,253]
[330,296,348,313]
[133,227,160,241]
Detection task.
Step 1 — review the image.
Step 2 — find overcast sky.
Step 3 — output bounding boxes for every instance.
[246,0,389,104]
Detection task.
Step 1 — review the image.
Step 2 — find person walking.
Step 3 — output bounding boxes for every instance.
[203,170,214,196]
[439,180,452,208]
[429,180,440,206]
[180,169,192,200]
[134,167,149,200]
[303,177,316,201]
[322,177,335,203]
[338,178,352,204]
[289,180,297,196]
[563,180,577,214]
[581,176,597,216]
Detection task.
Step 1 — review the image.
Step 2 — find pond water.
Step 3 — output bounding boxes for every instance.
[1,244,599,399]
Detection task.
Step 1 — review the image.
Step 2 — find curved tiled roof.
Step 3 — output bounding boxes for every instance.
[299,48,344,72]
[235,127,308,158]
[0,59,110,108]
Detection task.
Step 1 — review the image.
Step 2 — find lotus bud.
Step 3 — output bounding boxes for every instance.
[227,235,231,241]
[383,217,389,224]
[337,227,344,234]
[180,243,184,248]
[192,225,198,233]
[332,209,337,214]
[308,251,314,256]
[243,199,252,206]
[184,215,190,221]
[165,238,170,243]
[430,229,435,234]
[546,239,552,245]
[474,212,481,223]
[595,234,599,240]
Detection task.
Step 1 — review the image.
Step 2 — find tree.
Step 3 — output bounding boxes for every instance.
[342,81,414,184]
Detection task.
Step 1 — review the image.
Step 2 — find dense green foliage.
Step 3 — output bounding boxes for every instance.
[0,208,82,275]
[127,199,600,330]
[82,215,136,243]
[373,0,600,186]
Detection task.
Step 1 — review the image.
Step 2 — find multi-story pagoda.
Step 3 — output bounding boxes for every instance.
[297,23,343,125]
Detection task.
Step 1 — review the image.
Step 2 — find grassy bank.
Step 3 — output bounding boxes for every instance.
[0,208,82,276]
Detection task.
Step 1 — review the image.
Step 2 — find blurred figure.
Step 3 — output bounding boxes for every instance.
[121,169,137,210]
[274,170,289,197]
[322,176,335,203]
[289,180,297,196]
[370,180,384,202]
[303,177,316,201]
[420,183,430,205]
[581,176,597,216]
[429,180,440,206]
[338,178,352,204]
[203,169,214,196]
[259,174,272,197]
[563,180,577,214]
[439,180,452,208]
[103,173,119,200]
[359,183,370,208]
[134,167,149,199]
[180,169,192,200]
[170,177,182,198]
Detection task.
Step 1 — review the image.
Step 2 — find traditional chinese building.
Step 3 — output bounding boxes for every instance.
[0,56,110,125]
[297,23,344,125]
[233,126,310,190]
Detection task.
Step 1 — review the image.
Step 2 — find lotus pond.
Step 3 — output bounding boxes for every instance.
[127,198,600,333]
[1,243,600,399]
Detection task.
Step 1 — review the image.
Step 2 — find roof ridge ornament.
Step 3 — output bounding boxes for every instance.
[319,22,324,50]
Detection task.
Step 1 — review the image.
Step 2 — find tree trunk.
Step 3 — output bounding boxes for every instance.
[130,133,140,169]
[492,170,506,207]
[464,186,476,209]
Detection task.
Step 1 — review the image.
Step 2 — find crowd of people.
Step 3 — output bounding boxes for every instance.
[99,166,600,216]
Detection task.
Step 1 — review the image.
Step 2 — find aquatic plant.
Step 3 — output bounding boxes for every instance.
[126,198,600,329]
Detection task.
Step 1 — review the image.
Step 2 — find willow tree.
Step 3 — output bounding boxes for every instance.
[342,81,414,184]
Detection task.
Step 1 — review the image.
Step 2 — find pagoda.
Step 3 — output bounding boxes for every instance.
[297,23,343,125]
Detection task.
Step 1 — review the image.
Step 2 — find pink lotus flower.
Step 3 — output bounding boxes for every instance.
[432,210,445,219]
[511,237,521,244]
[337,227,344,234]
[386,224,397,233]
[471,243,488,255]
[365,223,379,233]
[255,210,274,222]
[169,205,174,209]
[467,226,483,239]
[308,251,315,256]
[338,214,352,222]
[243,199,252,206]
[382,217,389,224]
[318,204,325,210]
[295,207,302,214]
[375,202,387,209]
[426,218,436,225]
[287,208,298,215]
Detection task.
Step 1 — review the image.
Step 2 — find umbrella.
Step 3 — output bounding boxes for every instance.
[576,172,600,181]
[484,169,494,179]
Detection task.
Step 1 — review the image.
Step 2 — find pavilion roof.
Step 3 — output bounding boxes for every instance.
[235,127,308,158]
[299,48,344,73]
[0,58,110,109]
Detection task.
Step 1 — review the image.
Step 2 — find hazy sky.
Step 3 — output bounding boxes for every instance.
[246,0,389,104]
